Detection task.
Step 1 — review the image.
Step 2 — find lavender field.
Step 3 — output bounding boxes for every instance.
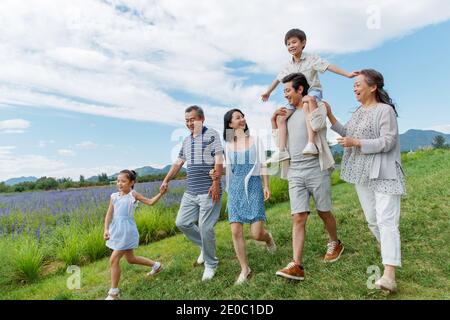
[0,176,286,287]
[0,180,191,285]
[0,180,187,218]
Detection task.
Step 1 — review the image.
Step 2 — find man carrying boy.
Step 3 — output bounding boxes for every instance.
[263,28,358,162]
[272,73,344,281]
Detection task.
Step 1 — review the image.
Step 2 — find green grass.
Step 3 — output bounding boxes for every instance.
[0,149,449,299]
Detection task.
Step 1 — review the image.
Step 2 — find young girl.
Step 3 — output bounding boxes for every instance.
[104,169,165,300]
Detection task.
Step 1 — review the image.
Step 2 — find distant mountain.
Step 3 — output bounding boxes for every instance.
[4,176,38,186]
[399,129,450,151]
[87,165,185,182]
[109,165,183,179]
[330,129,450,154]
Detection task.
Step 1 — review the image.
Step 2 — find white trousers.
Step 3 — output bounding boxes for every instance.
[355,184,401,267]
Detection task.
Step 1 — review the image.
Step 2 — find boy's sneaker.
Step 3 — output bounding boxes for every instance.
[302,142,318,155]
[267,150,290,163]
[375,276,397,293]
[275,262,305,280]
[202,266,217,281]
[266,232,277,254]
[146,261,163,276]
[324,240,344,262]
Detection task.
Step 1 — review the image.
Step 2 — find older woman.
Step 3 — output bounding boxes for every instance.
[326,69,406,292]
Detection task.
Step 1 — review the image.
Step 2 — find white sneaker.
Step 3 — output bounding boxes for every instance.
[302,142,318,155]
[146,261,163,276]
[105,288,119,300]
[266,232,277,254]
[235,268,252,285]
[267,150,290,163]
[202,266,217,281]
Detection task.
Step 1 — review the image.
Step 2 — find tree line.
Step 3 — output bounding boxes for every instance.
[0,171,186,193]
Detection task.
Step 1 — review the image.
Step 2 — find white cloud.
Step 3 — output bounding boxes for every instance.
[0,0,448,135]
[75,141,98,150]
[0,145,124,181]
[58,149,76,157]
[427,124,450,134]
[0,147,67,181]
[38,140,56,148]
[0,146,16,157]
[0,119,30,133]
[0,1,449,180]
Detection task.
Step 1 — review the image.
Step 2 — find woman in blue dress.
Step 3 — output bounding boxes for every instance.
[215,109,276,285]
[103,170,165,300]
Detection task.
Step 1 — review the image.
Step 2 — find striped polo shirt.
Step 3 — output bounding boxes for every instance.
[178,126,223,196]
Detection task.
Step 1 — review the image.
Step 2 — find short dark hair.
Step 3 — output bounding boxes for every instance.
[281,73,310,96]
[284,29,307,47]
[185,105,204,119]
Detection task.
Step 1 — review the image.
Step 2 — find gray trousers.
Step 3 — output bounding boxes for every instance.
[175,192,221,268]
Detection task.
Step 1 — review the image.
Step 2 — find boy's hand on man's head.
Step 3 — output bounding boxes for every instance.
[348,70,361,78]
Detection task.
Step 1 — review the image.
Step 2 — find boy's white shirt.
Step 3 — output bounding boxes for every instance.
[277,52,330,92]
[272,101,335,180]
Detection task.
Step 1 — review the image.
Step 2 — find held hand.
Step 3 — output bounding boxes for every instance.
[103,230,110,240]
[264,188,271,201]
[208,182,221,203]
[272,107,287,121]
[337,136,361,148]
[160,181,168,194]
[209,169,220,181]
[261,92,270,102]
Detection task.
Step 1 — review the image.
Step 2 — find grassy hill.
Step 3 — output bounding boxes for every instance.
[1,149,449,300]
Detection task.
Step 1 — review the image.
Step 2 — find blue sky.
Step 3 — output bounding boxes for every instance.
[1,1,449,181]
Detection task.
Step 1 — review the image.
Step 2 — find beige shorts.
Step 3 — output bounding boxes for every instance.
[287,164,332,214]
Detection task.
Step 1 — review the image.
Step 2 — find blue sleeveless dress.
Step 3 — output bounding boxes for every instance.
[227,144,266,224]
[106,191,140,250]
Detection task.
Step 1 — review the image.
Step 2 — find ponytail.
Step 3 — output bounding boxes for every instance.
[360,69,398,116]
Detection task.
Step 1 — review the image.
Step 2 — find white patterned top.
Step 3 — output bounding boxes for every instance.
[339,106,406,195]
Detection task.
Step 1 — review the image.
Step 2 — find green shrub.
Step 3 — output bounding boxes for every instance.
[53,225,83,266]
[135,205,178,244]
[12,236,44,283]
[81,225,109,263]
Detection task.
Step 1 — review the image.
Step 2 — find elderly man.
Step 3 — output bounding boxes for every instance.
[161,105,223,281]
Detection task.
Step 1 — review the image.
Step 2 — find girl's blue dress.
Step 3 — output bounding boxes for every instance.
[106,191,139,250]
[227,144,266,224]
